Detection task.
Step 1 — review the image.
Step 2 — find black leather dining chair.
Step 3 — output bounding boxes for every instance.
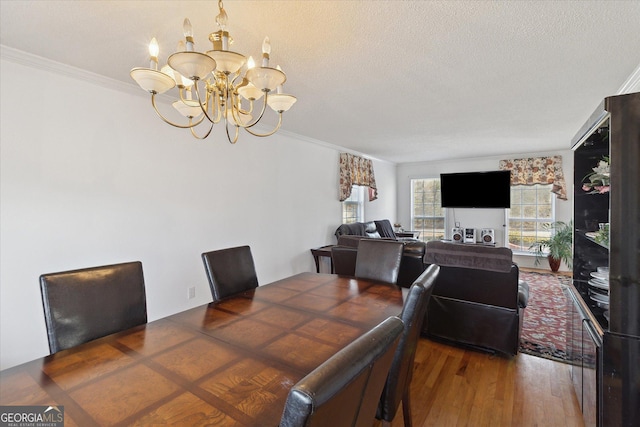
[355,239,404,285]
[279,316,404,427]
[39,261,147,354]
[377,264,440,427]
[201,245,258,302]
[331,245,358,276]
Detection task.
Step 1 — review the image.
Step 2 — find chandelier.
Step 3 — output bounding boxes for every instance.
[130,0,296,143]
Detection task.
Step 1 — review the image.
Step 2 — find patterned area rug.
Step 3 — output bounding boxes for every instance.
[519,271,573,363]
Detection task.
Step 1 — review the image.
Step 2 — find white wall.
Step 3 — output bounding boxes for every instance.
[397,152,574,270]
[0,54,397,370]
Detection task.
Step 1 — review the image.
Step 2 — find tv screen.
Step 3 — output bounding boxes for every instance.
[440,170,511,208]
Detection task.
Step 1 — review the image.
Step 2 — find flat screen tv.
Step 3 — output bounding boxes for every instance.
[440,170,511,208]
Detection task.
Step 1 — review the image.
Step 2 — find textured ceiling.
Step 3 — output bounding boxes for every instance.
[1,1,639,163]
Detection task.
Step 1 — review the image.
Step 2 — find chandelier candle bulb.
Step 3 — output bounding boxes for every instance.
[262,37,270,67]
[222,34,229,51]
[183,18,194,51]
[149,37,159,70]
[215,2,229,50]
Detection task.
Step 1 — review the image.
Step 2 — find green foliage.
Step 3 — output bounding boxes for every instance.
[528,221,573,268]
[594,223,610,247]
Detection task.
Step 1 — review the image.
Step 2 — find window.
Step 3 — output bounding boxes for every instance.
[411,178,445,242]
[508,184,555,252]
[342,185,364,224]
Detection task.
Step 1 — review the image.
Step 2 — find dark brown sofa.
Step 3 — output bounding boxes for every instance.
[421,241,529,356]
[331,235,427,288]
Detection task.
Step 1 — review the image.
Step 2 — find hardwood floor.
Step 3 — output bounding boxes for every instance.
[379,338,584,427]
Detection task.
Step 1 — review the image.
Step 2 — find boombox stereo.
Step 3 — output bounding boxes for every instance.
[464,228,476,243]
[481,228,495,245]
[451,228,464,243]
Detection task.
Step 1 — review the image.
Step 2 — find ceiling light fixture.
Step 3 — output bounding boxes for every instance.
[130,0,296,143]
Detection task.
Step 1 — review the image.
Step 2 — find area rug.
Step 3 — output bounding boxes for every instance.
[519,270,573,363]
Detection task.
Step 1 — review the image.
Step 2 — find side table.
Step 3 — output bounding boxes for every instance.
[310,245,335,273]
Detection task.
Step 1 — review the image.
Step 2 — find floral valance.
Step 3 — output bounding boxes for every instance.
[499,155,567,200]
[339,153,378,202]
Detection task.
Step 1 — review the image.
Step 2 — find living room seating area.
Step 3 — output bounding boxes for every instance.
[421,241,529,356]
[335,219,417,242]
[331,219,429,288]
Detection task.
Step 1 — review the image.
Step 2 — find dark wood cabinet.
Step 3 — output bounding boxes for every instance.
[569,92,639,426]
[568,286,602,427]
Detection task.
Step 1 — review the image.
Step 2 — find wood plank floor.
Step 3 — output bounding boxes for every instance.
[377,338,585,427]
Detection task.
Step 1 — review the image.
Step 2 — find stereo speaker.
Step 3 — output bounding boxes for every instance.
[481,228,495,245]
[464,228,476,243]
[451,228,464,243]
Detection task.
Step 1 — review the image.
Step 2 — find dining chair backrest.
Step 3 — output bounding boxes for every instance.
[377,264,440,427]
[355,239,404,285]
[279,316,404,427]
[331,245,357,276]
[39,261,147,354]
[201,245,258,302]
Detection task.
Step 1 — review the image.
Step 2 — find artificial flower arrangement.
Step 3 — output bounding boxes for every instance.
[582,156,610,194]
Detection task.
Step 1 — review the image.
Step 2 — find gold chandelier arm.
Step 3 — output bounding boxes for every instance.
[211,89,223,124]
[177,87,188,103]
[243,112,283,137]
[225,119,241,144]
[190,119,214,139]
[151,93,205,129]
[238,91,269,129]
[242,98,254,115]
[228,89,250,117]
[193,79,222,125]
[229,91,249,127]
[230,72,243,87]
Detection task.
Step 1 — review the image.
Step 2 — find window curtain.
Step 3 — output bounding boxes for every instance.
[339,153,378,202]
[498,155,567,200]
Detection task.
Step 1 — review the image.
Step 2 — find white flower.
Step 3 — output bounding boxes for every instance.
[593,160,610,176]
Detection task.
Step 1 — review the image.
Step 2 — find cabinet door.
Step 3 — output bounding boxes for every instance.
[582,319,601,427]
[568,286,603,426]
[569,296,583,408]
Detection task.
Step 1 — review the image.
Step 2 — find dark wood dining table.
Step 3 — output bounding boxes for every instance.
[0,272,405,426]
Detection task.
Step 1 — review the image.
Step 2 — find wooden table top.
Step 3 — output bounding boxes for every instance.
[0,272,405,426]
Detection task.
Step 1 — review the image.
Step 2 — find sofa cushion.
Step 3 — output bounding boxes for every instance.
[374,220,397,238]
[424,241,513,273]
[334,220,389,240]
[335,222,366,237]
[363,221,381,238]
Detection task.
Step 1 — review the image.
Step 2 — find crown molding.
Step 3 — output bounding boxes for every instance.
[1,44,393,164]
[617,61,640,94]
[1,44,144,98]
[275,128,395,165]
